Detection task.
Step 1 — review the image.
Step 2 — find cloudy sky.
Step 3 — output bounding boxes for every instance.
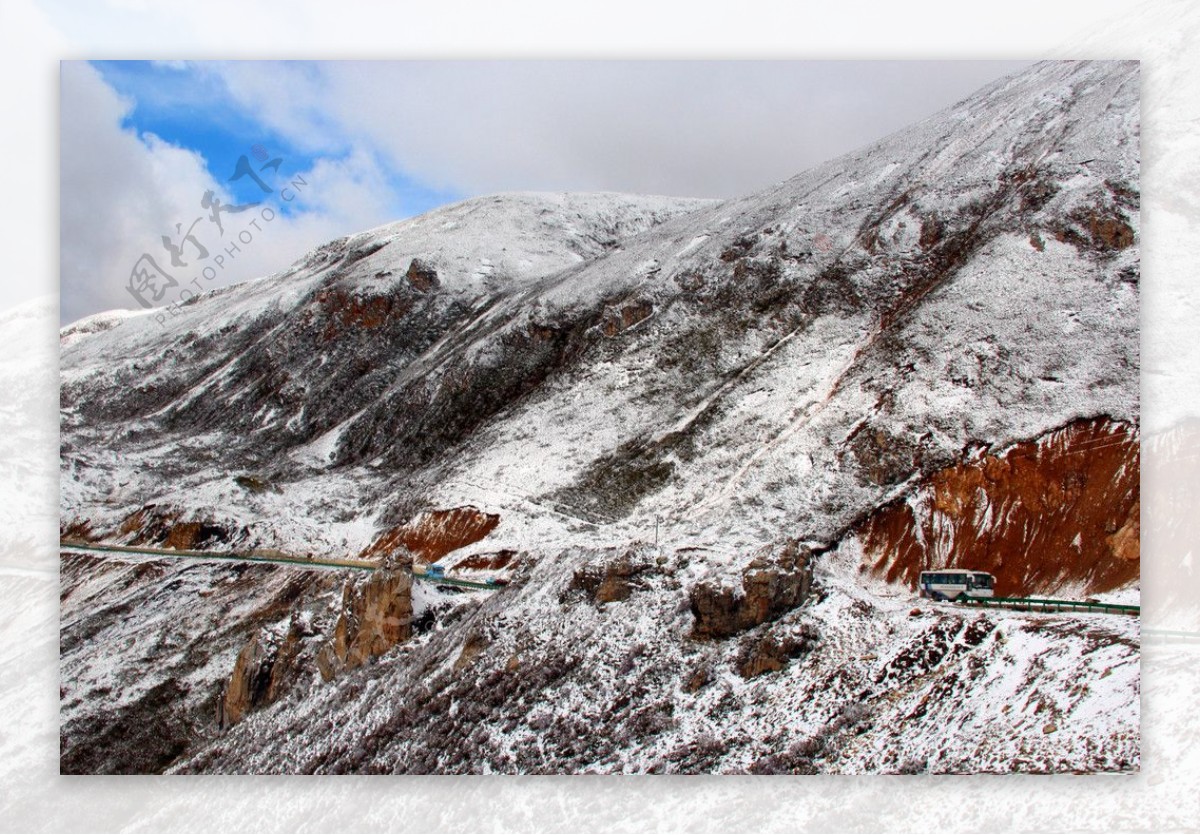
[60,59,1031,323]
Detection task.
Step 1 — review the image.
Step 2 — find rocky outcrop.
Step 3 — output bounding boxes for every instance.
[361,506,500,564]
[1050,192,1137,254]
[601,300,653,337]
[566,550,651,605]
[860,417,1139,596]
[406,258,440,292]
[453,631,489,671]
[735,624,820,678]
[845,422,919,487]
[111,505,241,550]
[689,540,814,639]
[452,549,518,571]
[60,518,96,543]
[316,557,414,680]
[218,617,307,728]
[312,283,414,336]
[163,521,229,550]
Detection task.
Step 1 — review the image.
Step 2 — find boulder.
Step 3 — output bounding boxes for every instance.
[735,624,820,678]
[689,540,814,639]
[406,258,440,292]
[566,551,649,605]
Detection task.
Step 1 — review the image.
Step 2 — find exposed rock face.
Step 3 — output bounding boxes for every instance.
[690,540,814,639]
[845,422,919,487]
[406,258,440,292]
[60,518,95,542]
[452,549,518,571]
[102,504,242,550]
[163,521,227,550]
[312,284,411,336]
[1051,198,1137,254]
[566,550,651,605]
[361,507,500,564]
[220,636,272,727]
[601,300,654,336]
[453,631,489,671]
[219,618,306,728]
[860,417,1139,596]
[735,624,821,678]
[317,559,414,680]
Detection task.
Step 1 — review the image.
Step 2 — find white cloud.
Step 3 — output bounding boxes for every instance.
[211,60,1036,199]
[59,62,400,323]
[204,146,400,288]
[62,58,1036,322]
[60,61,225,322]
[198,60,343,155]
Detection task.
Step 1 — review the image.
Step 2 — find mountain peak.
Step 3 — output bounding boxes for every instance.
[60,60,1141,775]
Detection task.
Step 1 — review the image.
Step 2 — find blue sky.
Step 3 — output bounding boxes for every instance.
[89,60,462,218]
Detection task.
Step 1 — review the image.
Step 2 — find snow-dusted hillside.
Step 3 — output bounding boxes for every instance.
[59,60,1141,774]
[60,544,1137,775]
[60,190,713,555]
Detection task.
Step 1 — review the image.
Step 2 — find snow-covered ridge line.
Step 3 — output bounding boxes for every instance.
[58,59,1140,776]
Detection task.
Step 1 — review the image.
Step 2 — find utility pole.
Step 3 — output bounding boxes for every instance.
[655,515,660,554]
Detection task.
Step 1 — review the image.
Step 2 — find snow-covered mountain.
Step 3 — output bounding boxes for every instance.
[60,60,1140,774]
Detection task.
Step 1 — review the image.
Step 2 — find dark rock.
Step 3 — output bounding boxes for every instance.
[720,235,756,262]
[735,624,820,678]
[566,551,649,605]
[601,300,654,337]
[406,258,440,292]
[845,422,916,486]
[454,631,489,671]
[60,679,192,774]
[682,661,711,693]
[689,540,814,639]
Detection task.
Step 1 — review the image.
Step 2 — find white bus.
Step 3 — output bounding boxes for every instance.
[918,569,996,601]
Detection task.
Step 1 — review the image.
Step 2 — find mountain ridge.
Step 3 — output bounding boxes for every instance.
[59,59,1141,774]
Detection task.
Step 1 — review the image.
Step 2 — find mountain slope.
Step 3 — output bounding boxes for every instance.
[62,61,1138,571]
[59,60,1140,774]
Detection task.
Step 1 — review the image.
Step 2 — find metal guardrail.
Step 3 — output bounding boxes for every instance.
[412,570,502,592]
[60,540,500,590]
[60,540,377,571]
[958,595,1140,616]
[1142,628,1200,643]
